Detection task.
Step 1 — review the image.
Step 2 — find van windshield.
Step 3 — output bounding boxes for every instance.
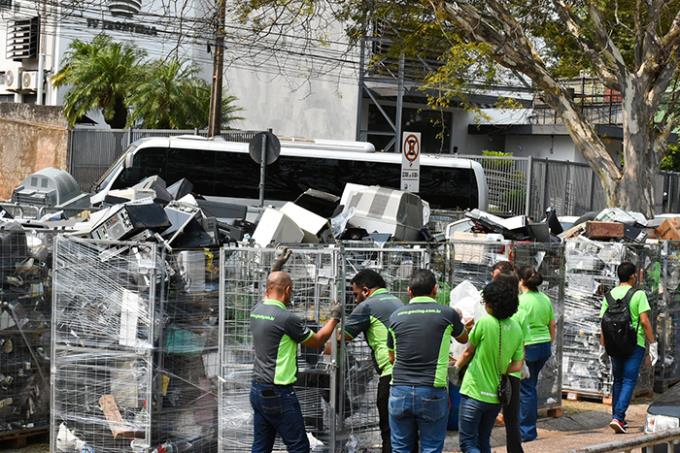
[93,141,143,192]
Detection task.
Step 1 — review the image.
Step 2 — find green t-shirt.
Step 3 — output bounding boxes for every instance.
[460,314,524,404]
[508,309,529,379]
[518,291,554,345]
[599,285,651,348]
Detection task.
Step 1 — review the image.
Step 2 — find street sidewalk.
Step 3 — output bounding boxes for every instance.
[442,398,651,453]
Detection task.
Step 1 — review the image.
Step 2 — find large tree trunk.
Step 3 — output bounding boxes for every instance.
[609,78,658,217]
[108,97,128,129]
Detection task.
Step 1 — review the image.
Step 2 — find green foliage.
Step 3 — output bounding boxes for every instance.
[52,35,242,129]
[127,58,242,129]
[661,144,680,172]
[52,34,145,128]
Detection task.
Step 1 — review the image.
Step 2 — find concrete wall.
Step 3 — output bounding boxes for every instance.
[504,134,582,162]
[0,103,68,199]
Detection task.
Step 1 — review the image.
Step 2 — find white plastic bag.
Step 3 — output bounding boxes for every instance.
[449,280,486,359]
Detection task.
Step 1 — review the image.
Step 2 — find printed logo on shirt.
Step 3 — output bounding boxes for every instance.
[251,313,275,321]
[397,308,443,316]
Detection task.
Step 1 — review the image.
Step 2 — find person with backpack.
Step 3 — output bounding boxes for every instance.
[517,267,555,443]
[600,262,658,434]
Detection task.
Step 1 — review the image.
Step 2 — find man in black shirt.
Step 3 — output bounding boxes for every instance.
[250,271,341,453]
[387,269,471,453]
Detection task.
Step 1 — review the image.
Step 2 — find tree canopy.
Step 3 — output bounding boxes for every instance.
[234,0,680,215]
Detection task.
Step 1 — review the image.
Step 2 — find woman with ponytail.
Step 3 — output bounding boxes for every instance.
[517,267,555,443]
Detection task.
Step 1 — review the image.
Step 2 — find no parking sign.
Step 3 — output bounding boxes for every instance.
[401,132,421,192]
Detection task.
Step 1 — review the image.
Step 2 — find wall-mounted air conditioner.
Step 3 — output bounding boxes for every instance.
[21,70,38,92]
[4,68,21,91]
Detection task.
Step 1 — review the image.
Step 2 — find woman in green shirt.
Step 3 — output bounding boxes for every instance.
[517,267,556,443]
[457,278,524,453]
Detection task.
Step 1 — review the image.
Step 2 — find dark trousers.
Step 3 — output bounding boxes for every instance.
[502,375,524,453]
[250,381,310,453]
[377,375,392,453]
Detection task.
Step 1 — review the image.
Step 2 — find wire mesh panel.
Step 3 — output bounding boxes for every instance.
[218,247,341,452]
[152,248,221,452]
[0,228,55,436]
[512,242,565,411]
[562,239,658,398]
[51,237,161,453]
[339,242,449,449]
[657,241,680,392]
[450,239,511,289]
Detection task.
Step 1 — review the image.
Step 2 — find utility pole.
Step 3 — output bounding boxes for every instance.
[207,0,226,137]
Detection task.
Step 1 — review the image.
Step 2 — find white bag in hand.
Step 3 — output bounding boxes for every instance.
[449,280,485,359]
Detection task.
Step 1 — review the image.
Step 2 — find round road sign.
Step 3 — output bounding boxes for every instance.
[249,131,281,165]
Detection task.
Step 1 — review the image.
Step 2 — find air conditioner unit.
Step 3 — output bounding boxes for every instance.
[20,70,38,92]
[4,68,21,91]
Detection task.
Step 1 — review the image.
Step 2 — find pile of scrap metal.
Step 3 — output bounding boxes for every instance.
[0,225,54,436]
[4,168,437,247]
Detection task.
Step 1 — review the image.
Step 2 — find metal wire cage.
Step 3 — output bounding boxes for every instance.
[655,241,680,393]
[562,239,658,398]
[50,237,161,453]
[218,246,343,452]
[0,227,55,437]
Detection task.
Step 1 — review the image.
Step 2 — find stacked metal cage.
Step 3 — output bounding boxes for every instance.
[449,239,565,411]
[562,238,657,398]
[152,248,221,452]
[218,246,343,452]
[51,238,160,452]
[656,241,680,392]
[51,238,221,452]
[0,226,54,438]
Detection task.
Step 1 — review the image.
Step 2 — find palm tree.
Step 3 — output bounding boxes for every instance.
[127,57,242,129]
[52,34,145,128]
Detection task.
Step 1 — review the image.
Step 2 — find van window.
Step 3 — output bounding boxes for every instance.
[112,146,479,210]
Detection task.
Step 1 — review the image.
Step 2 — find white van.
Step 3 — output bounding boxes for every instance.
[91,135,488,211]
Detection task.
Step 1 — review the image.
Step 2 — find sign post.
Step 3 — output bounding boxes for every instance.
[248,130,281,207]
[400,132,421,193]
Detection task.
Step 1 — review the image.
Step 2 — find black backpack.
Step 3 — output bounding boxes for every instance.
[601,288,639,358]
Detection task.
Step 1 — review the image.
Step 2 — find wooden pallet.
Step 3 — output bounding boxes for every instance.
[538,404,564,418]
[0,427,48,449]
[562,388,654,406]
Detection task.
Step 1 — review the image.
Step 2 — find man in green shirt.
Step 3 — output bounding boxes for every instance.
[599,262,657,434]
[250,271,341,453]
[342,269,405,453]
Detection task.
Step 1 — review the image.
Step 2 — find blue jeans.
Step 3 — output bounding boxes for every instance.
[389,385,449,453]
[610,346,646,422]
[250,381,310,453]
[520,342,551,442]
[458,394,501,453]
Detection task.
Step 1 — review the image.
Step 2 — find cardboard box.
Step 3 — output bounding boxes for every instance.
[584,221,624,240]
[656,218,680,241]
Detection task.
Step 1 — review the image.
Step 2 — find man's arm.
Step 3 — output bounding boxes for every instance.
[639,311,655,344]
[303,318,340,349]
[389,350,395,364]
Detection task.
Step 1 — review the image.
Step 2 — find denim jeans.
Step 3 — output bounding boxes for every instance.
[520,342,551,442]
[250,381,310,453]
[389,385,449,453]
[458,394,502,453]
[610,346,646,422]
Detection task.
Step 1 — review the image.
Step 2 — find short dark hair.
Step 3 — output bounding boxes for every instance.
[519,266,543,291]
[482,278,519,320]
[350,269,386,290]
[492,261,517,278]
[617,262,637,282]
[408,269,437,297]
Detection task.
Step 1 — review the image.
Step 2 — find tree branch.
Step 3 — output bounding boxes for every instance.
[437,0,622,184]
[551,0,621,89]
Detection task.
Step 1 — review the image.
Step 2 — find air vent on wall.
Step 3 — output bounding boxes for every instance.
[6,16,39,61]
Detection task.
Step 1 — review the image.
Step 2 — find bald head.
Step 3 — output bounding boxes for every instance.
[266,271,293,304]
